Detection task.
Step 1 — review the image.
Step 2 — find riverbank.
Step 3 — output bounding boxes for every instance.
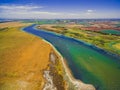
[22,24,95,90]
[0,22,95,90]
[25,24,120,90]
[37,24,120,55]
[42,39,95,90]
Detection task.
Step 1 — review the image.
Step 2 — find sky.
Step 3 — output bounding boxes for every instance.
[0,0,120,19]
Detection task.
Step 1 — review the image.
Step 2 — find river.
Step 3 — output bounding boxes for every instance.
[23,24,120,90]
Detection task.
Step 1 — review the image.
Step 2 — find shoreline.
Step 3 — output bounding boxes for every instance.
[42,39,95,90]
[22,24,95,89]
[37,25,120,59]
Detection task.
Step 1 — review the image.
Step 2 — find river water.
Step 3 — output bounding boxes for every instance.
[23,24,120,90]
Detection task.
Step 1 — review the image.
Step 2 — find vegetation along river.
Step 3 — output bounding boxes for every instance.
[23,24,120,90]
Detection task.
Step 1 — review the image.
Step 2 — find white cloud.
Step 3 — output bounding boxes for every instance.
[0,5,62,19]
[87,10,94,13]
[86,9,95,15]
[0,5,79,19]
[0,5,43,10]
[0,5,119,19]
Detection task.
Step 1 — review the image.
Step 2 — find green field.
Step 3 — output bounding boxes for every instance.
[38,25,120,55]
[101,30,120,35]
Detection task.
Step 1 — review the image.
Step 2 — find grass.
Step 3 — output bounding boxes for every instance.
[113,43,120,50]
[38,25,120,55]
[50,52,66,90]
[0,22,52,90]
[101,30,120,35]
[64,29,120,55]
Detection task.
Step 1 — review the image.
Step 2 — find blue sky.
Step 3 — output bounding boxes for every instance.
[0,0,120,19]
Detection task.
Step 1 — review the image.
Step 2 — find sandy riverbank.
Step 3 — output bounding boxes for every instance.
[0,22,95,90]
[42,39,95,90]
[29,24,95,90]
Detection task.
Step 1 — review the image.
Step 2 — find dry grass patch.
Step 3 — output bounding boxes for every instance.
[0,22,52,90]
[113,43,120,50]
